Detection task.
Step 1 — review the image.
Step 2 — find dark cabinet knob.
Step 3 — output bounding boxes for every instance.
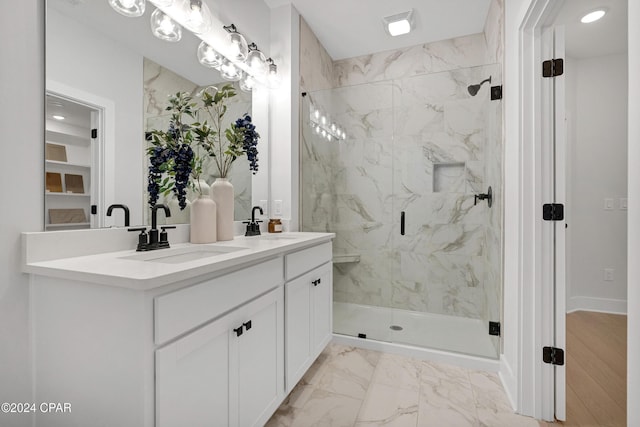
[243,320,252,331]
[312,278,321,286]
[234,326,244,337]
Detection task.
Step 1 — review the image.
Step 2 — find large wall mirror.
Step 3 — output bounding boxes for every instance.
[45,0,270,230]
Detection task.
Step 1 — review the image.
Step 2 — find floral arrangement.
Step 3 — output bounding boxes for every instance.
[147,84,259,210]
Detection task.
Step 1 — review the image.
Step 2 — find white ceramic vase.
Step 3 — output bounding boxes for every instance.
[190,195,217,243]
[187,178,211,201]
[211,178,234,241]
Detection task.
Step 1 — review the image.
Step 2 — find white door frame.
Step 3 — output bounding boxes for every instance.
[518,0,566,421]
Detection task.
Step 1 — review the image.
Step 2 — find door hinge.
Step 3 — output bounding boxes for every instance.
[491,85,502,100]
[91,128,98,139]
[543,346,565,365]
[489,321,501,336]
[542,58,564,77]
[543,203,564,221]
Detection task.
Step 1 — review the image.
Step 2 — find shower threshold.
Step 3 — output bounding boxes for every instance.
[333,302,498,360]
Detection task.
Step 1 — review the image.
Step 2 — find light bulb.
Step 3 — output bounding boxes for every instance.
[148,0,173,6]
[151,8,182,42]
[197,41,222,69]
[321,130,326,138]
[220,60,242,81]
[184,0,212,34]
[109,0,145,17]
[239,72,256,92]
[327,134,332,141]
[331,123,336,132]
[315,125,321,134]
[247,44,268,76]
[224,25,248,62]
[321,116,327,125]
[314,109,320,119]
[267,61,281,88]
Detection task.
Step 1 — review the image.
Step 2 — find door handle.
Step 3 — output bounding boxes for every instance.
[400,211,405,235]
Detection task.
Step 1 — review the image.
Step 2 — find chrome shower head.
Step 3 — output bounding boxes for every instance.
[468,76,492,96]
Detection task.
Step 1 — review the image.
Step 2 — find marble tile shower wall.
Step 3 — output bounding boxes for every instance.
[303,65,499,320]
[301,6,504,336]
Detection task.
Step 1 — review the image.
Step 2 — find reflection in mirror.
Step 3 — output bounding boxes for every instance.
[143,59,253,224]
[45,0,268,229]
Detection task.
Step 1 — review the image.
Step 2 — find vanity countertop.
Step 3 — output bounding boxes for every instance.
[23,232,334,290]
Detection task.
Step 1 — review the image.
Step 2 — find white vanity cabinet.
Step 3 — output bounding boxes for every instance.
[156,286,284,427]
[284,242,333,391]
[24,232,335,427]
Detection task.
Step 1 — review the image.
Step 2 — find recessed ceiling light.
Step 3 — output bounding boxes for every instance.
[383,10,413,37]
[581,9,607,23]
[52,115,65,120]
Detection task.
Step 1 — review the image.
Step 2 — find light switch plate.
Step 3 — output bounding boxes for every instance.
[604,198,614,210]
[620,198,628,210]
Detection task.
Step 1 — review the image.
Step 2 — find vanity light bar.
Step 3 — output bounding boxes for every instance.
[309,105,346,142]
[109,0,278,89]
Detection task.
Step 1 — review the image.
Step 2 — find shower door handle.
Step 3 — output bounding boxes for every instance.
[400,211,405,235]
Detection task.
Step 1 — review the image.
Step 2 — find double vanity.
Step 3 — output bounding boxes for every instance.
[23,229,334,427]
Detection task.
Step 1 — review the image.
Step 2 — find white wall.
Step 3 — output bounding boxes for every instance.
[627,2,640,424]
[0,1,43,426]
[269,5,300,229]
[47,8,144,226]
[566,53,628,314]
[502,0,533,414]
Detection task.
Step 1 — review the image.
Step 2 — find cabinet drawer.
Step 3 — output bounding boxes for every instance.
[155,257,283,345]
[285,242,332,280]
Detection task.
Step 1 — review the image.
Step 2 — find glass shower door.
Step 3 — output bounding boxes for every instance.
[301,83,395,342]
[389,65,503,358]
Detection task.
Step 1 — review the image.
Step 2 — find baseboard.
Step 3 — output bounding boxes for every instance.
[567,296,627,314]
[332,334,500,372]
[499,355,518,412]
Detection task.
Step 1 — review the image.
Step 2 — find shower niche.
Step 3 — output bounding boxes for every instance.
[433,162,466,193]
[301,63,503,359]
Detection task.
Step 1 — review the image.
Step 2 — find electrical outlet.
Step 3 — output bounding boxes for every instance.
[274,200,283,216]
[620,198,628,210]
[604,268,614,281]
[604,198,614,210]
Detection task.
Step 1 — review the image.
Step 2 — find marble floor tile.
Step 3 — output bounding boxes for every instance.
[468,370,513,414]
[270,388,364,427]
[315,345,381,400]
[268,343,542,427]
[356,382,419,426]
[370,353,422,392]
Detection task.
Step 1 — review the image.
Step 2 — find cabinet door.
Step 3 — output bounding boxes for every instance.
[155,315,231,427]
[311,262,333,358]
[231,287,284,427]
[284,262,333,392]
[285,273,313,391]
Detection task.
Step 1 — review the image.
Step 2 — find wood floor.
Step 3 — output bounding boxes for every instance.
[560,311,627,427]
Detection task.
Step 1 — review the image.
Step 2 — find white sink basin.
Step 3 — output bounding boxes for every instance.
[119,245,248,264]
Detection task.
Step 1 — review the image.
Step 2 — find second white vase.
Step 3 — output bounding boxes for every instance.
[190,195,217,243]
[211,178,234,241]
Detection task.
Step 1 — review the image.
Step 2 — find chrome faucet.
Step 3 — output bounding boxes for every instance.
[106,204,130,226]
